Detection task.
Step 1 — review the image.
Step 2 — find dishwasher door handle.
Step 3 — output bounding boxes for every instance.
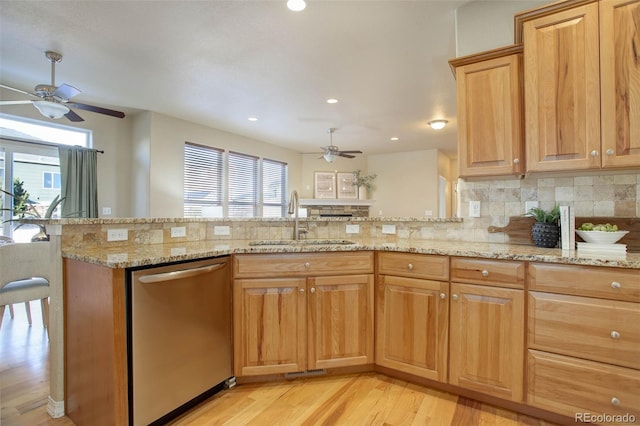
[138,262,227,283]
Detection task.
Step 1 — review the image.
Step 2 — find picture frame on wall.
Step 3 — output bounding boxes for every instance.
[337,172,357,199]
[314,172,336,199]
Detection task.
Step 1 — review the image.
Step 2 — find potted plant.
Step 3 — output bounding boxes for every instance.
[526,205,560,248]
[2,183,65,241]
[353,170,377,200]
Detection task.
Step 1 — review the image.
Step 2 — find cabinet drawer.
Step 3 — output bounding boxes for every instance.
[450,257,524,288]
[528,350,640,420]
[377,252,449,280]
[233,251,374,278]
[529,292,640,369]
[529,262,640,302]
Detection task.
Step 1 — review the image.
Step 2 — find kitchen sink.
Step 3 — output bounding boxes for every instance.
[248,239,356,246]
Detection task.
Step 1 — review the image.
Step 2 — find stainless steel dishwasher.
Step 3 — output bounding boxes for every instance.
[129,256,233,425]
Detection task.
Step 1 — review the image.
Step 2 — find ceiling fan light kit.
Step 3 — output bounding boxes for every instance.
[0,50,125,122]
[319,128,363,163]
[33,100,70,119]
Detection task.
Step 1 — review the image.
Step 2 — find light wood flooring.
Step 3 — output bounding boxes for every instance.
[2,302,557,426]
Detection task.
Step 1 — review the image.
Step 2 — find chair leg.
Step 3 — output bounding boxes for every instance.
[41,298,50,328]
[25,301,32,325]
[9,304,14,318]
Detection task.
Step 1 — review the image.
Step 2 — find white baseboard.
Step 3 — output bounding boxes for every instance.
[47,396,65,418]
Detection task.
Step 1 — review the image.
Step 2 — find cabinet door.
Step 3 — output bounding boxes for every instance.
[376,275,448,381]
[449,283,525,402]
[456,52,524,177]
[308,274,374,370]
[601,0,640,168]
[233,277,306,376]
[524,2,601,172]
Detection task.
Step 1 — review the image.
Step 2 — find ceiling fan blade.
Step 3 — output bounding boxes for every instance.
[67,101,125,119]
[0,84,40,99]
[0,100,33,105]
[64,109,84,122]
[53,83,81,100]
[337,153,356,159]
[338,150,363,154]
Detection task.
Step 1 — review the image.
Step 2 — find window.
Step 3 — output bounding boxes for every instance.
[183,142,223,218]
[262,158,288,217]
[183,142,288,218]
[1,113,91,241]
[43,171,61,189]
[228,151,258,218]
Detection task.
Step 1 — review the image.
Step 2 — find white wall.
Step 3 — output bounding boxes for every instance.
[455,0,547,56]
[141,112,303,217]
[367,149,442,217]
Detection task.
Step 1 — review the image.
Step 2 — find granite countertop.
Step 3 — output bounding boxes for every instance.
[61,238,640,269]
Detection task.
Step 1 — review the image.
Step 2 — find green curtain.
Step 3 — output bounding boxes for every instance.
[58,146,98,218]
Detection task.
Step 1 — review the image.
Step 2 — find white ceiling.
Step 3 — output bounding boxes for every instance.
[0,0,468,158]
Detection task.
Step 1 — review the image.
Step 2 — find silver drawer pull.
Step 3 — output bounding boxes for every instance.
[452,294,459,301]
[611,397,620,406]
[299,288,305,294]
[407,263,413,270]
[310,287,316,294]
[481,270,489,277]
[440,292,446,299]
[606,148,615,156]
[611,331,621,339]
[611,281,621,289]
[304,262,311,269]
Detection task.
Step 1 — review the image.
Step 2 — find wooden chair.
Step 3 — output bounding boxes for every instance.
[0,242,51,334]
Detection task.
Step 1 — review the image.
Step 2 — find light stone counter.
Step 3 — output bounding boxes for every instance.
[62,238,640,269]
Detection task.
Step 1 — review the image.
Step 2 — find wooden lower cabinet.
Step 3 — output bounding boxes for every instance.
[528,350,640,420]
[449,282,525,402]
[233,252,374,377]
[375,274,449,381]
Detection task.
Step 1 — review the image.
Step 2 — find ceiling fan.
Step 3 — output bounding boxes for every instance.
[320,128,363,163]
[0,51,125,122]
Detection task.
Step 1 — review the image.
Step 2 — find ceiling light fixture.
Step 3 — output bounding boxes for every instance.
[326,98,338,104]
[390,137,399,141]
[248,117,258,122]
[287,0,306,11]
[33,100,69,119]
[428,119,448,130]
[323,152,336,163]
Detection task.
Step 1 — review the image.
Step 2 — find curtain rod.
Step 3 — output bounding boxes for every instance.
[1,136,104,153]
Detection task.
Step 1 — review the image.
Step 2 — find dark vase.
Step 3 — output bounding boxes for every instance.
[531,222,559,248]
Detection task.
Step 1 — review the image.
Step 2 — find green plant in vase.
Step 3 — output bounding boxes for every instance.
[526,205,560,248]
[353,170,377,199]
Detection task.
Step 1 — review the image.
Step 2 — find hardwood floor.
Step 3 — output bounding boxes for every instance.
[2,303,557,426]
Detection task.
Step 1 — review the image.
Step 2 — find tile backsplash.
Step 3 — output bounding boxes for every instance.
[457,172,640,243]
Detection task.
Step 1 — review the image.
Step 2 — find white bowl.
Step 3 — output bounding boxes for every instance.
[575,230,629,244]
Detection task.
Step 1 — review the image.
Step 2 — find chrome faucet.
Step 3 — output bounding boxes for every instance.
[287,190,305,240]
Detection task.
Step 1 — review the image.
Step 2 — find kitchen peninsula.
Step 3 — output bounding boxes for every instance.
[49,217,640,425]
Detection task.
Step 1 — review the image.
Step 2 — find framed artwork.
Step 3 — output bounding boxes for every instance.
[314,172,336,199]
[337,172,357,199]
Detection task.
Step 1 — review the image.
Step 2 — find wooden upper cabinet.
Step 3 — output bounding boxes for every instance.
[600,0,640,168]
[523,2,601,172]
[449,46,524,177]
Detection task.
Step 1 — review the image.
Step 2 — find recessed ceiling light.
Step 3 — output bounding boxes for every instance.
[287,0,306,11]
[390,137,399,141]
[427,119,448,130]
[326,98,338,104]
[248,117,258,122]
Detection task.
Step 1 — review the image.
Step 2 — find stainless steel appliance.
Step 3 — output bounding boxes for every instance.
[129,256,232,425]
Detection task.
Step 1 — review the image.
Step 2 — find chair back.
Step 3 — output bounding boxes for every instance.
[0,242,52,290]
